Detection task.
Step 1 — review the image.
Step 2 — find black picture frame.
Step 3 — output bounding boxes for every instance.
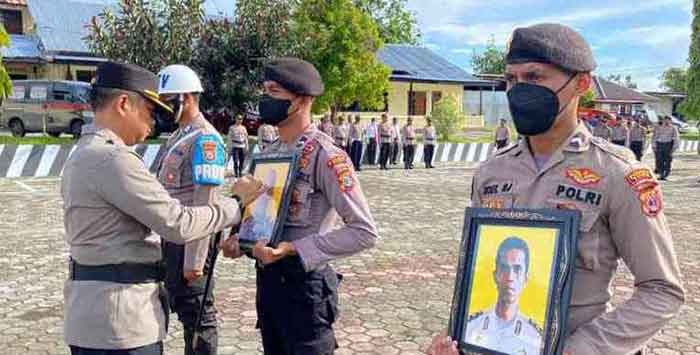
[448,208,580,355]
[238,151,299,251]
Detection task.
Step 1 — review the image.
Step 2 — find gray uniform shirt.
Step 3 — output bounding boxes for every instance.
[424,126,437,145]
[629,124,646,143]
[593,124,611,141]
[652,125,680,151]
[62,124,240,349]
[612,125,629,145]
[265,125,378,271]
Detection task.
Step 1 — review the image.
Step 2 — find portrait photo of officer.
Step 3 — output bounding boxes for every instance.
[238,167,281,244]
[464,237,543,355]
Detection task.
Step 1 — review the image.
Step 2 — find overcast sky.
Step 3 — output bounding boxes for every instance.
[407,0,693,91]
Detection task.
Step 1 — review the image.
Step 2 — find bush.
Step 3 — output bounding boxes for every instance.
[429,95,464,141]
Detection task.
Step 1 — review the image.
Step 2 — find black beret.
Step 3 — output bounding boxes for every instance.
[93,61,172,113]
[264,57,324,97]
[506,23,597,72]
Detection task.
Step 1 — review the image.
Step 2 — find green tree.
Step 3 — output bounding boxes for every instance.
[681,0,700,119]
[0,25,12,99]
[471,36,505,75]
[579,88,596,108]
[85,0,205,73]
[353,0,421,44]
[191,0,295,112]
[429,95,463,141]
[606,74,638,89]
[291,0,391,115]
[661,67,688,92]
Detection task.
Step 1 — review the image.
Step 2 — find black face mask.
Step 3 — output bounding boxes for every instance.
[259,94,292,126]
[507,75,577,136]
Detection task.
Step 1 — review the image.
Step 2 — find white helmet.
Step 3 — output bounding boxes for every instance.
[157,64,204,94]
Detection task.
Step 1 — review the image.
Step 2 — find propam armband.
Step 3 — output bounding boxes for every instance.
[192,134,225,185]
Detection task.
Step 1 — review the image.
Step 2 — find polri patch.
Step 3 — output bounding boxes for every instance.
[639,187,663,217]
[625,168,657,191]
[192,134,225,185]
[555,184,603,206]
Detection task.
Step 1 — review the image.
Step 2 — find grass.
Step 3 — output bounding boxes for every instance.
[0,135,167,145]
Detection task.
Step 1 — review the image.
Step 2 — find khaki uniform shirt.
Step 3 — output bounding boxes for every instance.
[424,126,437,145]
[392,123,402,144]
[471,122,684,355]
[629,125,646,143]
[320,121,334,137]
[156,114,224,274]
[334,123,348,146]
[228,124,248,149]
[465,310,543,355]
[266,125,378,271]
[495,126,510,142]
[652,125,680,151]
[61,124,240,349]
[592,124,612,141]
[258,124,277,148]
[349,123,362,142]
[611,125,629,145]
[402,125,416,145]
[379,123,394,144]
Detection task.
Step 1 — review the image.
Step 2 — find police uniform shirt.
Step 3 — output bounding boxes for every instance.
[320,121,334,137]
[349,122,363,142]
[464,310,542,355]
[402,124,415,144]
[157,114,227,274]
[496,126,510,142]
[612,125,629,144]
[228,124,248,149]
[629,124,646,143]
[392,123,402,144]
[258,124,277,146]
[471,122,684,354]
[380,123,393,144]
[62,124,240,349]
[592,124,612,140]
[424,126,437,145]
[653,125,680,151]
[265,125,378,271]
[334,123,348,146]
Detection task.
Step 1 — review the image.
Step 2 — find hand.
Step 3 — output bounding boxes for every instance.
[426,334,458,355]
[252,241,296,265]
[221,233,244,259]
[231,175,265,206]
[183,270,204,285]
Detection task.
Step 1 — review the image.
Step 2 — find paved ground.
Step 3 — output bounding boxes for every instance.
[0,154,699,355]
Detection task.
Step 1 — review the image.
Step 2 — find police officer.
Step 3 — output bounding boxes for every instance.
[334,115,349,152]
[494,118,511,149]
[423,118,437,168]
[221,57,378,355]
[378,114,393,170]
[653,116,680,180]
[430,23,684,355]
[348,115,364,171]
[391,116,401,165]
[155,64,226,355]
[62,61,262,355]
[228,114,249,177]
[612,118,629,147]
[320,114,334,137]
[592,116,612,141]
[629,119,647,161]
[402,117,416,169]
[365,117,379,166]
[258,122,277,151]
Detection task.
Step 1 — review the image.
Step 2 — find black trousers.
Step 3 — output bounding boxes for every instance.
[495,139,507,149]
[70,342,163,355]
[612,139,626,147]
[163,238,218,355]
[230,147,246,177]
[379,143,391,169]
[391,141,400,164]
[257,257,339,355]
[424,144,435,167]
[657,142,674,178]
[403,144,415,169]
[350,141,363,171]
[366,140,377,165]
[630,141,644,161]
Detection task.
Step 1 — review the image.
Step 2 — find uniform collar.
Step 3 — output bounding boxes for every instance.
[178,113,206,134]
[509,121,592,173]
[82,124,126,146]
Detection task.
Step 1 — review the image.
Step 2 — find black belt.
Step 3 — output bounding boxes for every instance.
[232,140,244,144]
[262,140,273,144]
[70,260,163,284]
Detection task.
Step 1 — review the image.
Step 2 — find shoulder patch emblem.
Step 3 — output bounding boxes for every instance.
[640,187,663,217]
[625,168,657,191]
[565,167,601,186]
[326,153,355,193]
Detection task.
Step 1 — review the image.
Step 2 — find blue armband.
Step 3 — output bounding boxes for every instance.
[192,134,225,185]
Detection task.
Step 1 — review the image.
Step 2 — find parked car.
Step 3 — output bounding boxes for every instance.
[670,115,698,134]
[0,80,94,138]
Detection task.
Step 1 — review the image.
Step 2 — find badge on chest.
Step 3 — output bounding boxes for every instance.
[555,184,603,206]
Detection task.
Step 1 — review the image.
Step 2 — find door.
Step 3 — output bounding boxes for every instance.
[25,83,49,132]
[408,91,427,116]
[2,84,26,127]
[48,82,79,133]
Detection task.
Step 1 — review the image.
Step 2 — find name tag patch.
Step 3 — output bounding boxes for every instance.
[555,184,603,206]
[482,181,514,195]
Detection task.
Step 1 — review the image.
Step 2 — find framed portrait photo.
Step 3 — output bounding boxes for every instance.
[237,151,299,251]
[448,208,581,355]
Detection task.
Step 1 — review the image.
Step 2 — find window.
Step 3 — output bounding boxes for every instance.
[9,85,25,100]
[74,85,91,103]
[30,85,47,100]
[1,9,23,35]
[9,74,27,80]
[76,70,95,83]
